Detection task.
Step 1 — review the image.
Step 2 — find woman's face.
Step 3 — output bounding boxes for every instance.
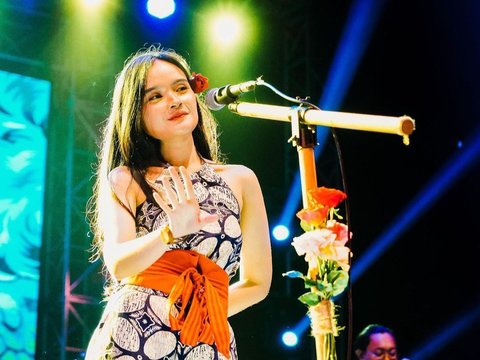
[142,59,198,143]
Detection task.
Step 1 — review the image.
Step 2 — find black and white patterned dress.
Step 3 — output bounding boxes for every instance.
[86,163,242,360]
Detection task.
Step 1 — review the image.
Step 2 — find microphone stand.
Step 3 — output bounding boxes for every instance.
[227,101,415,360]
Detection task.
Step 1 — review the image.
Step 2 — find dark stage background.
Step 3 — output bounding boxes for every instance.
[1,0,479,359]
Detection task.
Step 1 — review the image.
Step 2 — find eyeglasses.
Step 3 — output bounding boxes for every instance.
[368,348,398,359]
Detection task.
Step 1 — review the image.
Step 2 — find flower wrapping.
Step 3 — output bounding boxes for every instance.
[310,300,338,336]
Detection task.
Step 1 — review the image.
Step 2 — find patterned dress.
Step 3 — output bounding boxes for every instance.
[86,163,242,360]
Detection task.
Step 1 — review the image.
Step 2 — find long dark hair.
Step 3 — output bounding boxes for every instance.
[88,46,221,261]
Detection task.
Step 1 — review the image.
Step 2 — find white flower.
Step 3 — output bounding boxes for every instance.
[292,228,351,271]
[291,229,336,262]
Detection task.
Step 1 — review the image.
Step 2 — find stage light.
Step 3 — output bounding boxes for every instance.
[193,3,258,79]
[281,330,299,347]
[272,225,290,242]
[147,0,175,19]
[81,0,104,10]
[211,13,242,47]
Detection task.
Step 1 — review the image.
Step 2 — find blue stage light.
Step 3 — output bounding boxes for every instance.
[147,0,175,19]
[272,225,290,241]
[281,330,299,347]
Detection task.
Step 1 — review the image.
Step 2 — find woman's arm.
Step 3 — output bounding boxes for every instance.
[102,166,217,280]
[101,166,170,280]
[228,166,272,316]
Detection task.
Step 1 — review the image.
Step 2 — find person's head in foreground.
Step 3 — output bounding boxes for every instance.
[354,324,398,360]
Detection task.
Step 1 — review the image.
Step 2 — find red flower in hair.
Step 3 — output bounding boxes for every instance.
[189,72,209,93]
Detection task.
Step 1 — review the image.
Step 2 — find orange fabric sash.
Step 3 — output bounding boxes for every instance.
[124,249,230,358]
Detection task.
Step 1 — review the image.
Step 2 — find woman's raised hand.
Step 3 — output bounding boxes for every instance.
[152,166,218,238]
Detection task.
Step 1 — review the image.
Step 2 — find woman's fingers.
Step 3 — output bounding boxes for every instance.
[163,166,195,205]
[152,190,172,215]
[169,167,187,202]
[161,174,179,206]
[179,166,196,200]
[153,166,216,238]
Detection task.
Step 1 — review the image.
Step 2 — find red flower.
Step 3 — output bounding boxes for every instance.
[189,72,209,93]
[296,206,329,228]
[309,187,347,209]
[326,220,350,244]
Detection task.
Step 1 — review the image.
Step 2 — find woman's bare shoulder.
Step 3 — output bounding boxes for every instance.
[210,163,260,200]
[108,166,134,189]
[108,166,145,206]
[210,163,256,179]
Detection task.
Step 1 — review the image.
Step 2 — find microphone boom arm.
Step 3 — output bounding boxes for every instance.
[227,101,415,145]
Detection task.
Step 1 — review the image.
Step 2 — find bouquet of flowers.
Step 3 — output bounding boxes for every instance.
[283,187,352,360]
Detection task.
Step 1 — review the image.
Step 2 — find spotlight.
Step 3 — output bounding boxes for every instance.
[281,330,299,347]
[147,0,175,19]
[81,0,104,9]
[272,225,290,241]
[211,13,242,47]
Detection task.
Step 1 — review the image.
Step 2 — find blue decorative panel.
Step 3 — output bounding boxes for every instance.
[0,69,50,359]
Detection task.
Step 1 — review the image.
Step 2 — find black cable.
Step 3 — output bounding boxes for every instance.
[330,127,353,360]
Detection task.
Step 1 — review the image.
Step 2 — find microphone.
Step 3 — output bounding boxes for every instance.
[205,80,257,110]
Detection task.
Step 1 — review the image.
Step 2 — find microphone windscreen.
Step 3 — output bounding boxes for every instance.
[205,88,225,111]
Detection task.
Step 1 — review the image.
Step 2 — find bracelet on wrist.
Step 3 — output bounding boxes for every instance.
[160,224,174,245]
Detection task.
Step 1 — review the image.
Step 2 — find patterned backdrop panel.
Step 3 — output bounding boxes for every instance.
[0,69,50,359]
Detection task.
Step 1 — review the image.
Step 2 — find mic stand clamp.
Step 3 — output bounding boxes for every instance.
[288,105,317,149]
[288,105,319,209]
